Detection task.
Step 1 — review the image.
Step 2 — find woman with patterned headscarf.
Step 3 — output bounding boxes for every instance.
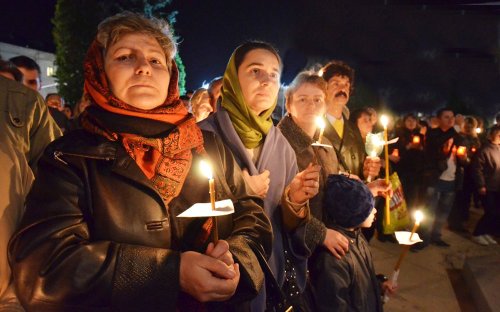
[9,12,271,311]
[200,41,321,311]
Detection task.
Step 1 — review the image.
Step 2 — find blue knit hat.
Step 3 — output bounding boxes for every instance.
[324,174,375,228]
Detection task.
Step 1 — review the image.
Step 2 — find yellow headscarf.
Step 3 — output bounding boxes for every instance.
[221,48,278,149]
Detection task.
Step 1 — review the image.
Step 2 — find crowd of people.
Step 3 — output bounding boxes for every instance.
[0,11,498,312]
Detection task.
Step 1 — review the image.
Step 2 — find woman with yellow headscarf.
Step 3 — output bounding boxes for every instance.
[200,41,320,311]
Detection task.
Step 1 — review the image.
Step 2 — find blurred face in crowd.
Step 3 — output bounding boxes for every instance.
[438,110,455,131]
[237,48,280,116]
[326,75,350,107]
[46,94,63,110]
[287,83,326,126]
[360,208,376,228]
[356,112,373,138]
[104,33,170,110]
[17,67,41,91]
[192,91,213,122]
[491,130,500,145]
[455,114,464,126]
[208,79,223,107]
[63,106,72,119]
[404,116,417,131]
[462,120,477,136]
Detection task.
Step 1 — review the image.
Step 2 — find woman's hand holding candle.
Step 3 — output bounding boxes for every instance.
[289,163,321,204]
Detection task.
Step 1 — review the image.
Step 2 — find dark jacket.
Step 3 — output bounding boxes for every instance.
[277,115,339,252]
[8,129,272,311]
[323,115,366,179]
[423,127,464,186]
[473,141,500,192]
[308,226,383,312]
[393,127,424,176]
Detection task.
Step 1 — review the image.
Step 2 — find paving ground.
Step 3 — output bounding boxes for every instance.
[370,207,500,312]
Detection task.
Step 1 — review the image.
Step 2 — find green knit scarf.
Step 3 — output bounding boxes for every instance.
[220,51,277,149]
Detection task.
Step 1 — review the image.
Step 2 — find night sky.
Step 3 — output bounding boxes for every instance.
[1,0,499,118]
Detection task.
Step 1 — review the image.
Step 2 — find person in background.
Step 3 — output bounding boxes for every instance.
[9,12,272,311]
[45,93,70,133]
[0,60,23,82]
[471,125,500,245]
[415,107,467,250]
[351,107,374,142]
[0,76,61,311]
[395,113,425,209]
[9,55,41,91]
[190,88,213,122]
[208,76,223,111]
[67,93,92,131]
[320,60,381,181]
[308,175,396,312]
[63,104,73,119]
[454,114,464,133]
[448,116,481,232]
[200,41,320,311]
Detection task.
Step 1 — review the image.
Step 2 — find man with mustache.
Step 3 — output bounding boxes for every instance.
[321,60,381,180]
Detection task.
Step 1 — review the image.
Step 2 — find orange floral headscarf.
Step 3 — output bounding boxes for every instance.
[81,39,204,205]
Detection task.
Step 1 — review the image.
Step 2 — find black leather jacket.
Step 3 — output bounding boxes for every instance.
[9,129,272,311]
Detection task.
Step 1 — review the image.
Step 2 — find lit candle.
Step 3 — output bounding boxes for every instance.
[475,127,482,134]
[200,160,218,243]
[316,117,326,144]
[412,135,420,144]
[456,146,467,157]
[471,147,477,153]
[395,210,424,271]
[380,115,391,225]
[409,210,423,241]
[318,68,324,77]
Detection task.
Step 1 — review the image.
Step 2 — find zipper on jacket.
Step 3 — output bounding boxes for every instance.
[54,151,68,165]
[53,150,114,163]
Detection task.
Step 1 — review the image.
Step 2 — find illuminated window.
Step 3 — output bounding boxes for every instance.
[47,66,55,77]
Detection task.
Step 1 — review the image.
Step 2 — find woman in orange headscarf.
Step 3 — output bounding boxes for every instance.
[9,12,271,311]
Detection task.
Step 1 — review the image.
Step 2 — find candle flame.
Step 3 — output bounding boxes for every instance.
[199,160,213,180]
[318,68,324,77]
[475,127,482,134]
[315,116,325,130]
[457,146,466,156]
[380,115,389,128]
[414,210,424,225]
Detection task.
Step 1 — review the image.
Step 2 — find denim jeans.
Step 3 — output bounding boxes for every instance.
[423,179,456,241]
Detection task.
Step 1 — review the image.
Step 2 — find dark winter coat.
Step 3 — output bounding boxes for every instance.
[8,129,272,311]
[308,226,383,312]
[277,115,339,252]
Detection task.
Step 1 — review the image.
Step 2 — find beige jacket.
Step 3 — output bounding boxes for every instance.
[0,77,61,309]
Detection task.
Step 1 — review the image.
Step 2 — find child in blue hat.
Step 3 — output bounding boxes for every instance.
[308,174,396,311]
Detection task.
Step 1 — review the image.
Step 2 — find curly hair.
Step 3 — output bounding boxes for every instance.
[96,11,176,70]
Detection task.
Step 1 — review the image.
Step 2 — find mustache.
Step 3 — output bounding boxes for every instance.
[335,91,348,98]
